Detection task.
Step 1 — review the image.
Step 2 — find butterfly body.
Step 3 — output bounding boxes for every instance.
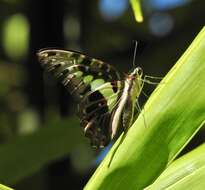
[38,49,144,148]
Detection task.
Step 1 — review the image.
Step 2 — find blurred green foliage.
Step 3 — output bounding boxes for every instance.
[3,14,29,61]
[0,0,204,189]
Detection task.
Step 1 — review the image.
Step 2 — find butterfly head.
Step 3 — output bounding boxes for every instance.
[128,67,143,80]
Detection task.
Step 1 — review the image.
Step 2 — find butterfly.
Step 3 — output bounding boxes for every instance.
[37,49,144,148]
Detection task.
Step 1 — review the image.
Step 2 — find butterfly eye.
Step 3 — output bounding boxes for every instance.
[137,67,143,76]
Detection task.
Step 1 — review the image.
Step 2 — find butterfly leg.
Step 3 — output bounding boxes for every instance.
[143,75,165,85]
[144,75,163,80]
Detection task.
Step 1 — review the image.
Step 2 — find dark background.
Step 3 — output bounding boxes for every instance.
[0,0,204,189]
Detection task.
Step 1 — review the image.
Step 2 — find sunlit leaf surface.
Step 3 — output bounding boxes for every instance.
[145,143,205,190]
[85,27,205,190]
[130,0,143,22]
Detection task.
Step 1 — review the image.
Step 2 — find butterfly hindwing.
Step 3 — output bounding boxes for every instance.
[78,81,122,147]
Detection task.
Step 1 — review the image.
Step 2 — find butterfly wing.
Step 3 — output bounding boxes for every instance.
[79,81,122,148]
[37,49,121,101]
[38,49,122,147]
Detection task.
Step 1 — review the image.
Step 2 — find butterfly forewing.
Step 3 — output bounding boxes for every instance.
[38,49,120,101]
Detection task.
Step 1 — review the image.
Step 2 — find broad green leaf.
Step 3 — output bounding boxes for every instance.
[130,0,143,22]
[0,184,13,190]
[0,118,86,184]
[145,143,205,190]
[85,27,205,189]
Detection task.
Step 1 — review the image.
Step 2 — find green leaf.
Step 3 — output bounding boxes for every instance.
[145,143,205,190]
[84,27,205,189]
[0,118,86,184]
[0,184,13,190]
[129,0,143,22]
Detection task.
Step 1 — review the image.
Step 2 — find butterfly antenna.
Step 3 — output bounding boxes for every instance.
[132,40,138,68]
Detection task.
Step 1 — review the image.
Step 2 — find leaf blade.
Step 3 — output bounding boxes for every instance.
[85,27,205,190]
[129,0,144,22]
[145,143,205,190]
[0,184,13,190]
[0,118,86,184]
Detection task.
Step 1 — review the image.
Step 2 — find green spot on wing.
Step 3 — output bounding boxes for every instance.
[83,75,94,84]
[91,79,105,91]
[98,83,115,98]
[74,71,83,78]
[95,82,121,112]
